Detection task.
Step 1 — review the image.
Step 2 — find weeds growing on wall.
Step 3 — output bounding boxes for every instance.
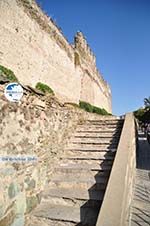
[79,101,111,115]
[0,65,18,82]
[79,101,93,113]
[35,82,54,95]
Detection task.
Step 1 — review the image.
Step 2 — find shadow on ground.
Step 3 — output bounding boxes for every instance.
[131,131,150,226]
[137,132,150,170]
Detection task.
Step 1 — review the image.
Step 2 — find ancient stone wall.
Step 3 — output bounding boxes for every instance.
[0,85,84,225]
[0,0,112,112]
[74,32,112,112]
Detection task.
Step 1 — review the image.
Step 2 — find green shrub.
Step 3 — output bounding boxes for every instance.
[35,82,54,94]
[0,65,18,82]
[79,100,110,115]
[93,106,108,115]
[79,101,93,113]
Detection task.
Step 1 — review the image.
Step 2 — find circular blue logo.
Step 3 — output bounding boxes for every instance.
[4,83,23,102]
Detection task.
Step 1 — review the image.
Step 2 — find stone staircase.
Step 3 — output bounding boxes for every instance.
[27,118,124,226]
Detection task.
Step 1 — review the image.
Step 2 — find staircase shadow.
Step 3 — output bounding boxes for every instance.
[76,121,123,226]
[137,132,150,170]
[130,131,150,226]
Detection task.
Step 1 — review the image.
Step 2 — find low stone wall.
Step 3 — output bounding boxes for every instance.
[0,87,83,226]
[96,113,137,226]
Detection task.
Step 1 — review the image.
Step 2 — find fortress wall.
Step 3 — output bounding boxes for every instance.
[0,0,81,103]
[80,70,95,104]
[74,32,112,112]
[0,0,111,112]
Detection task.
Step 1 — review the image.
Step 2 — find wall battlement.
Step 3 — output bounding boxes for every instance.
[0,0,112,112]
[74,31,110,96]
[74,31,96,68]
[17,0,74,60]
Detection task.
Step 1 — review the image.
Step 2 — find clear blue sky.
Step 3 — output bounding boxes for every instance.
[37,0,150,116]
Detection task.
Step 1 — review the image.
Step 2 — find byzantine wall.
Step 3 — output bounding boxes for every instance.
[0,0,112,112]
[74,32,112,112]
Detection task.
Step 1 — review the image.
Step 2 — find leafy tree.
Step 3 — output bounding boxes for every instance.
[134,96,150,122]
[144,96,150,109]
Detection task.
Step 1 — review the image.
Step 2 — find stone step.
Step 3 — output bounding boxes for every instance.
[79,124,123,128]
[73,131,121,138]
[41,196,102,209]
[86,119,123,122]
[25,215,76,226]
[77,124,123,130]
[84,116,120,120]
[66,143,118,150]
[32,202,100,225]
[70,137,120,144]
[51,169,110,178]
[76,128,122,132]
[61,151,115,160]
[80,119,123,125]
[49,172,108,190]
[43,187,105,202]
[80,119,123,124]
[55,161,112,172]
[59,159,113,165]
[49,179,107,191]
[65,146,117,152]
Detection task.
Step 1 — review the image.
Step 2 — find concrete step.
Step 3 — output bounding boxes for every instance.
[32,202,100,225]
[61,151,115,160]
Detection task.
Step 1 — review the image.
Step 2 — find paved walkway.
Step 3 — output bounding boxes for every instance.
[130,131,150,226]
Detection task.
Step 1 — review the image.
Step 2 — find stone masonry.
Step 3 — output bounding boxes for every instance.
[0,82,116,226]
[0,0,112,112]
